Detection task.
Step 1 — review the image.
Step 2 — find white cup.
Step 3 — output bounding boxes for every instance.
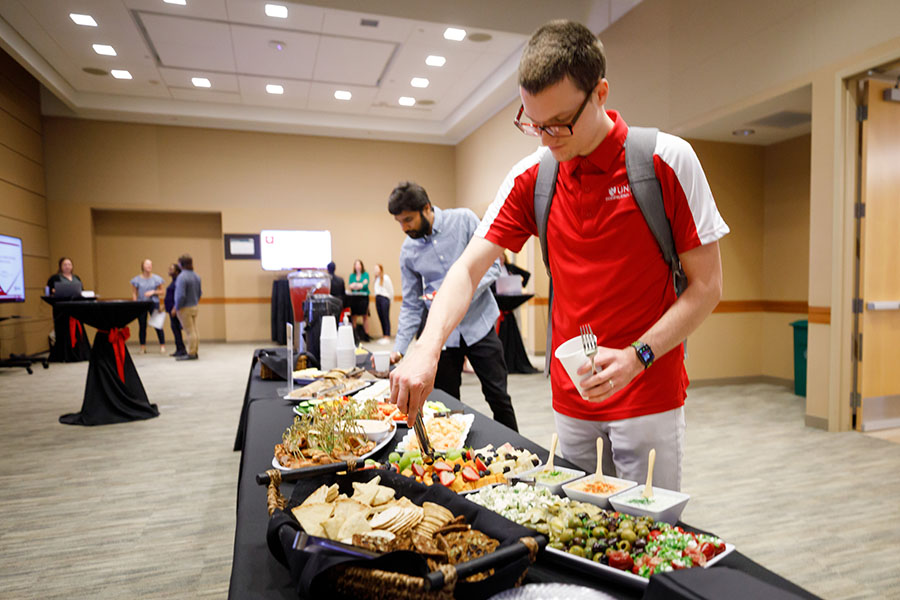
[337,323,355,350]
[319,338,337,371]
[337,347,355,370]
[555,335,595,396]
[320,315,337,339]
[373,351,390,373]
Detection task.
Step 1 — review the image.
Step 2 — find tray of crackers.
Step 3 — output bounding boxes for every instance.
[263,468,547,600]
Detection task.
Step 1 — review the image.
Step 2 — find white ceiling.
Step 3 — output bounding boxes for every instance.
[0,0,647,144]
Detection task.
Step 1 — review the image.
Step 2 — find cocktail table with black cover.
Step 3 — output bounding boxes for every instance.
[58,300,159,426]
[493,292,538,374]
[41,295,92,363]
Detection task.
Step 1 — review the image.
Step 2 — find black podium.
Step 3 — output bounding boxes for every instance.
[494,293,538,374]
[41,296,92,363]
[58,300,159,426]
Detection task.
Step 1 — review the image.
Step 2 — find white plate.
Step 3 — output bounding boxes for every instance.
[489,583,618,600]
[395,413,475,452]
[544,542,735,589]
[271,419,396,471]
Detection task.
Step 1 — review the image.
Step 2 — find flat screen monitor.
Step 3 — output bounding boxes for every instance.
[260,230,332,271]
[0,234,25,303]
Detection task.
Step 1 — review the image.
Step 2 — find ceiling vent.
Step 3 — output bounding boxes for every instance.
[468,32,492,42]
[747,110,811,129]
[360,18,379,27]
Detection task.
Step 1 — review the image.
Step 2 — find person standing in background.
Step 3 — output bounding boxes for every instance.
[131,259,166,354]
[164,263,187,358]
[347,259,371,342]
[327,261,346,309]
[173,254,202,361]
[47,257,82,296]
[373,263,394,345]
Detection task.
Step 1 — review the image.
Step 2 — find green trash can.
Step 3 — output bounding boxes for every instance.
[789,320,808,396]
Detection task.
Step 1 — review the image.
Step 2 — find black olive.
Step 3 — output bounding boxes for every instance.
[592,541,608,554]
[453,464,461,472]
[484,456,492,465]
[634,539,647,552]
[577,512,588,521]
[502,466,511,473]
[479,470,488,477]
[531,457,540,466]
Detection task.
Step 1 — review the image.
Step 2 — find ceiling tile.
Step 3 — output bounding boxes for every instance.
[169,87,242,104]
[224,0,325,32]
[141,12,236,71]
[159,67,239,92]
[306,82,378,114]
[313,36,395,86]
[124,0,229,20]
[321,8,414,42]
[237,75,311,107]
[230,24,319,80]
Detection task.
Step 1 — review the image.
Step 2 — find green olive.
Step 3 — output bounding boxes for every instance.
[636,526,650,538]
[549,517,565,532]
[568,546,586,557]
[559,528,574,543]
[592,552,605,562]
[548,541,565,550]
[585,537,599,549]
[568,517,581,529]
[616,540,632,552]
[574,527,588,540]
[586,520,598,530]
[592,526,608,538]
[620,529,637,543]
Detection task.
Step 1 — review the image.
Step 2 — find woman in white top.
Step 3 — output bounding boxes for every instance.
[372,263,394,345]
[131,258,166,354]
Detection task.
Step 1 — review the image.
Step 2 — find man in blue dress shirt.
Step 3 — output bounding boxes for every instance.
[388,182,518,431]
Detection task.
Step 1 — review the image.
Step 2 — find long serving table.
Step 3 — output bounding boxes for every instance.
[230,349,820,599]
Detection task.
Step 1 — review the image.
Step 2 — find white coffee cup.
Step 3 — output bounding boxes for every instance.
[337,323,354,350]
[555,335,595,396]
[320,315,337,339]
[337,347,355,370]
[319,338,337,371]
[373,351,390,373]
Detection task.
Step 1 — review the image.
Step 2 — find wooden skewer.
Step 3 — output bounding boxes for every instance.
[642,448,656,498]
[595,437,605,483]
[546,432,558,471]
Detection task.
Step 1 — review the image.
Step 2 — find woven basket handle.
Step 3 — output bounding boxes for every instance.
[265,469,286,516]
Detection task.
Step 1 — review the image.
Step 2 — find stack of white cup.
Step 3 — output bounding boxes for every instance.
[319,315,337,371]
[336,322,356,369]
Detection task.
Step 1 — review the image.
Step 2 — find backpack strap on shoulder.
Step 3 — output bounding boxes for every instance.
[534,150,559,376]
[625,127,688,296]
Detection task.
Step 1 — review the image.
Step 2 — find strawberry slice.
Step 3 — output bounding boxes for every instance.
[474,457,488,472]
[461,465,480,482]
[466,448,474,461]
[411,462,426,478]
[433,461,453,472]
[439,471,456,487]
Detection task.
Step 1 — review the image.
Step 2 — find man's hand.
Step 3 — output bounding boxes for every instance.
[389,351,403,364]
[576,346,644,402]
[171,309,177,318]
[389,346,439,427]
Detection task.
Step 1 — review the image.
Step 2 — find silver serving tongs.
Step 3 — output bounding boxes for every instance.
[413,410,435,464]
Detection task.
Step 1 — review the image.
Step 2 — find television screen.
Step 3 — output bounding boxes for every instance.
[260,230,332,271]
[0,234,25,303]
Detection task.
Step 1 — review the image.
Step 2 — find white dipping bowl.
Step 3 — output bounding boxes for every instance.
[562,474,638,509]
[355,419,392,443]
[608,484,690,524]
[526,466,585,496]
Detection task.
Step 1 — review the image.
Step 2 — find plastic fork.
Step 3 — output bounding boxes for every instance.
[579,324,597,375]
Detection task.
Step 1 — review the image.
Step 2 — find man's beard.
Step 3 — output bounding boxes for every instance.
[405,212,432,239]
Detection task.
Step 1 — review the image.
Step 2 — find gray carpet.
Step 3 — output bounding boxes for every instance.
[0,342,897,599]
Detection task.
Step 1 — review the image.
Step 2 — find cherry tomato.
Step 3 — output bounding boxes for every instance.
[607,550,634,571]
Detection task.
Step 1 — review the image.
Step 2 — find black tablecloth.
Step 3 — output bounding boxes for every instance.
[42,296,92,363]
[58,300,159,426]
[271,280,292,345]
[229,352,820,600]
[494,293,538,374]
[234,348,287,451]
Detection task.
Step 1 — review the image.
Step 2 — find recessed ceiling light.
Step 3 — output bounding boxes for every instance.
[69,13,97,27]
[191,77,211,88]
[425,55,446,67]
[398,96,416,107]
[265,4,288,18]
[92,44,116,57]
[266,84,284,95]
[268,40,286,51]
[164,0,187,5]
[334,90,352,101]
[410,77,429,88]
[110,70,132,80]
[443,27,466,41]
[732,128,755,136]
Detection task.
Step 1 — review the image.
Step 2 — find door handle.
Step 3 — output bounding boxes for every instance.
[866,301,900,311]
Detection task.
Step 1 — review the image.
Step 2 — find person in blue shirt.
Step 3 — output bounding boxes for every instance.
[164,263,187,358]
[387,182,518,431]
[130,258,166,354]
[173,253,202,361]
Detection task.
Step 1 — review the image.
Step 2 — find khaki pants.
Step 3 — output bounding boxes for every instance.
[177,305,199,356]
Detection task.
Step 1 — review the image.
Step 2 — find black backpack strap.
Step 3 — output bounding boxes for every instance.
[625,127,688,296]
[534,150,559,376]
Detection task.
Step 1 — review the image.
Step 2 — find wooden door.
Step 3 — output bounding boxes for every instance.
[856,80,900,431]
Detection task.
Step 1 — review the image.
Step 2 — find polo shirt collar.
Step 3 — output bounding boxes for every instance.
[559,110,628,177]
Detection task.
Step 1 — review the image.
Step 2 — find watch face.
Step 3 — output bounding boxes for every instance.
[633,342,654,367]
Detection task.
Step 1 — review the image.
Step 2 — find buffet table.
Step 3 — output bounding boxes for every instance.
[58,300,159,426]
[230,350,820,599]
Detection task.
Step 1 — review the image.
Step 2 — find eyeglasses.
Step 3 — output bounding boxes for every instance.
[514,92,591,137]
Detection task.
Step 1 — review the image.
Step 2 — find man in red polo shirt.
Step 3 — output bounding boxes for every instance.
[391,20,728,490]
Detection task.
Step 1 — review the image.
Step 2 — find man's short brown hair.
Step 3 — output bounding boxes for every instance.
[178,254,193,270]
[518,20,606,95]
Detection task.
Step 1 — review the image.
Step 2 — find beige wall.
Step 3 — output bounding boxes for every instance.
[43,118,456,342]
[0,49,50,355]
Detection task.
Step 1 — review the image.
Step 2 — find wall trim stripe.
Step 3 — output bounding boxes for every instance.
[808,306,831,324]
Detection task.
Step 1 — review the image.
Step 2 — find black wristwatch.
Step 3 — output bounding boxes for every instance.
[631,341,655,369]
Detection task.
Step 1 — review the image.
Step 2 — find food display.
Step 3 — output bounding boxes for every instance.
[290,477,500,581]
[563,475,638,509]
[466,483,728,581]
[376,400,454,426]
[274,398,381,469]
[608,485,690,525]
[396,414,474,452]
[287,367,374,400]
[524,466,585,495]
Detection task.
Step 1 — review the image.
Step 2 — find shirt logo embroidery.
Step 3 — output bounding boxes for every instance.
[606,184,631,202]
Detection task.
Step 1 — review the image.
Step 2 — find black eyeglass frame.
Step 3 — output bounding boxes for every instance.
[513,92,592,138]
